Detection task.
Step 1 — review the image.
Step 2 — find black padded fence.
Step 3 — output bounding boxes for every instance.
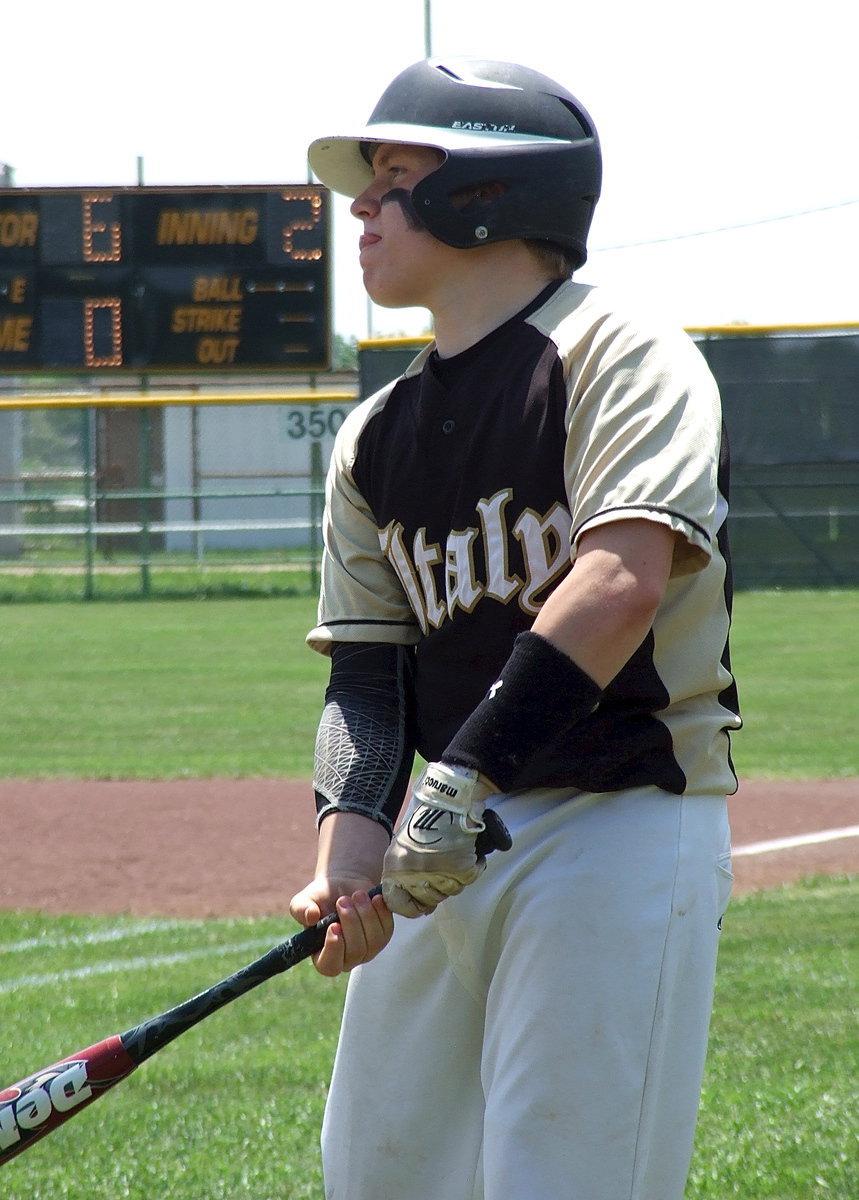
[697,330,859,588]
[360,327,859,590]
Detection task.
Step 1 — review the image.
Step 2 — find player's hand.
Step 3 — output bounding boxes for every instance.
[382,762,512,917]
[289,877,394,977]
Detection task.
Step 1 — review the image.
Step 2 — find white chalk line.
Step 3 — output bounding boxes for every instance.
[3,826,857,993]
[0,919,190,955]
[733,824,859,857]
[0,936,276,995]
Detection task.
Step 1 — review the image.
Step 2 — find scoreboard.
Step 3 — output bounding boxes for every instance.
[0,186,330,373]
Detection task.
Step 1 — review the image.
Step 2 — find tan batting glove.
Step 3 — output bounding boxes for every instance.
[382,762,494,918]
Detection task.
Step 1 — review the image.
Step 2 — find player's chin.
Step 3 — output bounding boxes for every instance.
[361,269,424,311]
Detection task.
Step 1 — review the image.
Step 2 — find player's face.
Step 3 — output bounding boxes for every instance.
[350,143,448,309]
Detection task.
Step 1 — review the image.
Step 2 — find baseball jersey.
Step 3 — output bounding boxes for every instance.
[308,280,741,797]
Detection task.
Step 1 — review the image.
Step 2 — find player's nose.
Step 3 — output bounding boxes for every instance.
[351,184,383,220]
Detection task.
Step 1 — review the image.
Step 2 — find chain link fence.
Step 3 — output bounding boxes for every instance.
[2,324,857,599]
[0,390,355,600]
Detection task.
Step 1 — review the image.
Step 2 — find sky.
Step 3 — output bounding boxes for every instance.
[3,0,857,341]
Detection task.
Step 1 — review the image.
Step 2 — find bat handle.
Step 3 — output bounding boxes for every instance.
[120,885,388,1064]
[288,883,384,958]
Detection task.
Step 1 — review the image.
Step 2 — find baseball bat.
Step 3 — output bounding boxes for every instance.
[0,887,381,1166]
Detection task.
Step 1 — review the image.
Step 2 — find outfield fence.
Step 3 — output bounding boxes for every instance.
[2,321,858,599]
[0,386,357,600]
[359,325,859,590]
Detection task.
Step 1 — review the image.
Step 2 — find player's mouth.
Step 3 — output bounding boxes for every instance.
[359,233,381,252]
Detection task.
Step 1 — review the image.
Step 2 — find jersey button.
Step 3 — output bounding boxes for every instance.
[442,419,456,434]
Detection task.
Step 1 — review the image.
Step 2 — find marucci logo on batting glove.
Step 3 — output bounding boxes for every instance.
[382,762,512,918]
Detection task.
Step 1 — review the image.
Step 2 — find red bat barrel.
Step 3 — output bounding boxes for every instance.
[0,1036,137,1165]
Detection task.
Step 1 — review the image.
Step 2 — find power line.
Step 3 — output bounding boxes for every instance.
[593,196,859,253]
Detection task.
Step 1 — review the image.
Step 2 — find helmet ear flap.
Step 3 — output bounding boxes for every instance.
[411,141,598,265]
[447,180,508,215]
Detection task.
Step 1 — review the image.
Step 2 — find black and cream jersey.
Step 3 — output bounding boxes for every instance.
[308,280,741,797]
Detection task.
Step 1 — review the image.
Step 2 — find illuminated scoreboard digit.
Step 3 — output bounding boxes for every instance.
[0,186,331,372]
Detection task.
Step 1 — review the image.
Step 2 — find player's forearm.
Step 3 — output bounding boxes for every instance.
[532,519,675,686]
[531,567,658,688]
[313,641,416,834]
[314,810,390,884]
[442,520,676,793]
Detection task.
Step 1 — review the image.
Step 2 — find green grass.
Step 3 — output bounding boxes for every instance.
[0,558,319,604]
[729,590,859,778]
[0,911,346,1198]
[687,876,858,1199]
[0,589,855,1196]
[0,596,328,777]
[2,588,858,780]
[0,877,855,1199]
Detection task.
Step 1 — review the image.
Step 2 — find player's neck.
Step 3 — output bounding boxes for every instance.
[430,247,558,359]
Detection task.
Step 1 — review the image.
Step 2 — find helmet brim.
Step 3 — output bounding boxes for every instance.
[308,123,568,197]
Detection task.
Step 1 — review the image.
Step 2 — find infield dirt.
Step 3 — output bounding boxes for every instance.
[1,777,856,917]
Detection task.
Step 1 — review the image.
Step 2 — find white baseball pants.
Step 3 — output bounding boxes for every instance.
[321,786,733,1200]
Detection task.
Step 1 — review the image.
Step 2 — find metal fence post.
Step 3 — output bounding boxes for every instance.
[309,439,324,596]
[191,402,203,565]
[82,405,97,600]
[138,405,152,597]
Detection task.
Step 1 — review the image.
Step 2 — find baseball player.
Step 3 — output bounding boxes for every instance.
[289,57,741,1200]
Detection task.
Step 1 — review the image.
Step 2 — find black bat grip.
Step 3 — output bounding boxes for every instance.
[283,883,385,961]
[121,885,385,1064]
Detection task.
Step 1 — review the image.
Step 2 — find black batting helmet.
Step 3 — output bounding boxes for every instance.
[308,57,602,268]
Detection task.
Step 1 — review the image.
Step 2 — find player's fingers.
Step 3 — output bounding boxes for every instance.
[289,893,322,928]
[336,892,388,971]
[313,892,393,977]
[357,888,395,948]
[289,877,346,928]
[311,902,362,978]
[312,921,349,977]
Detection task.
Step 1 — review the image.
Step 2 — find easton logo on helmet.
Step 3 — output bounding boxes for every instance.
[451,121,517,133]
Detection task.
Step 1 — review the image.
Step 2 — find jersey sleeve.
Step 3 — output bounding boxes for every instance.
[307,390,422,655]
[543,287,724,577]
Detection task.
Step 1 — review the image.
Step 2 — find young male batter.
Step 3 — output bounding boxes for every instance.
[289,57,741,1200]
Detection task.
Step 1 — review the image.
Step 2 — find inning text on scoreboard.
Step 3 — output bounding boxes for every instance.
[0,186,331,372]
